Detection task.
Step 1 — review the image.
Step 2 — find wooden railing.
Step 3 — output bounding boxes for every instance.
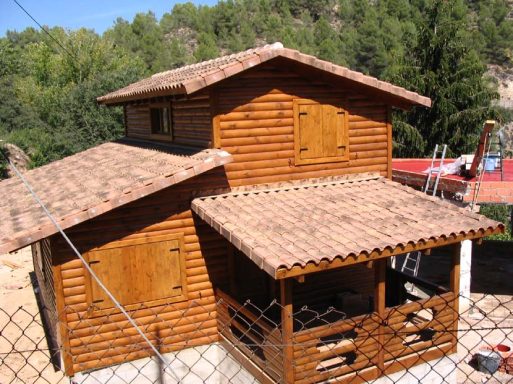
[216,289,283,383]
[292,291,457,384]
[293,312,380,384]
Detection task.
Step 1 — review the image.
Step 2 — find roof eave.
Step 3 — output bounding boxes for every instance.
[97,47,432,109]
[274,224,504,279]
[97,85,188,106]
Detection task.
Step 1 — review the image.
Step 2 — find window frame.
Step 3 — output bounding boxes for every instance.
[293,99,349,165]
[84,233,187,317]
[149,102,173,141]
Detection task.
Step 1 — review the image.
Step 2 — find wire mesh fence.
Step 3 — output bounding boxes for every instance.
[1,286,512,384]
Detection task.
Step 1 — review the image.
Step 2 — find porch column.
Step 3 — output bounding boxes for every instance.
[280,278,294,384]
[374,259,386,373]
[459,240,472,313]
[450,242,461,353]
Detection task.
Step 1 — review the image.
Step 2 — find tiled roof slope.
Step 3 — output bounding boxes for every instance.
[98,42,431,108]
[192,176,503,277]
[0,139,232,254]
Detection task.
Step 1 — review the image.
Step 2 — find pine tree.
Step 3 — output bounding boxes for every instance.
[389,0,499,158]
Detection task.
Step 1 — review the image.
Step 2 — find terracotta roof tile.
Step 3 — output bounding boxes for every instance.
[0,139,232,253]
[97,42,431,108]
[191,177,503,277]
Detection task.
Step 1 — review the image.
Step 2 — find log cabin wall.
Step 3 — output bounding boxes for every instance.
[50,167,230,375]
[293,264,375,311]
[124,92,211,147]
[32,239,58,339]
[212,63,392,187]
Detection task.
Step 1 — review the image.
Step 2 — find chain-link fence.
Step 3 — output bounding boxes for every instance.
[1,282,512,384]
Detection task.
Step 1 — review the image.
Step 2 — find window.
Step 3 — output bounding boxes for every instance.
[85,234,186,313]
[150,104,172,137]
[293,99,349,165]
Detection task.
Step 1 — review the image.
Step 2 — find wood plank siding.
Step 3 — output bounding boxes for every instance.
[125,93,211,147]
[212,64,391,187]
[32,239,58,337]
[50,168,230,374]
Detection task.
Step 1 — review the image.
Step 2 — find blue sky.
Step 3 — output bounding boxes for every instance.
[0,0,217,36]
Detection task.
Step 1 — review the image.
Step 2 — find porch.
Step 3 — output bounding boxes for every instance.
[191,175,503,383]
[214,251,459,384]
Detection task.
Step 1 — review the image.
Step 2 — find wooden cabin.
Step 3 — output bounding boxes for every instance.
[0,43,504,383]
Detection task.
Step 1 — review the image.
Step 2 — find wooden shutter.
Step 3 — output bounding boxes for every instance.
[87,235,185,311]
[298,104,323,160]
[323,104,348,158]
[294,99,349,165]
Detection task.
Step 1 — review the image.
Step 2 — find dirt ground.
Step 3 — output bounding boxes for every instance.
[0,247,66,383]
[0,244,512,384]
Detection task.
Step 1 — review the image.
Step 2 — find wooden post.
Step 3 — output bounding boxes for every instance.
[227,244,237,296]
[386,106,393,179]
[280,278,294,384]
[450,242,461,353]
[374,259,386,373]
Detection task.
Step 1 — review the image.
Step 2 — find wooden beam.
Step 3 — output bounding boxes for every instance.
[219,335,275,384]
[450,242,461,354]
[469,120,495,177]
[374,259,386,373]
[386,106,393,179]
[280,278,294,384]
[227,244,237,296]
[210,89,221,149]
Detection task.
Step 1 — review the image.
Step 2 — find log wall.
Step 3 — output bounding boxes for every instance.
[125,93,211,147]
[51,167,230,374]
[212,64,392,187]
[32,239,58,337]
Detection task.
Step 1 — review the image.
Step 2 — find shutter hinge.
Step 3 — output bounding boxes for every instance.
[300,147,308,151]
[88,260,100,265]
[299,112,307,116]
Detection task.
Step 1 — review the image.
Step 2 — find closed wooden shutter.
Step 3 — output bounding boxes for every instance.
[298,104,324,160]
[294,100,349,165]
[87,236,185,311]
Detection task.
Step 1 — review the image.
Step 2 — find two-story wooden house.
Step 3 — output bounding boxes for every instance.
[0,43,503,383]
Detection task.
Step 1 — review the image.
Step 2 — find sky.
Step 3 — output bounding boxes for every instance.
[0,0,217,36]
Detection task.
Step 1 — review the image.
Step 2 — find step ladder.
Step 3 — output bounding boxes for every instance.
[423,144,447,196]
[400,144,447,283]
[401,251,421,276]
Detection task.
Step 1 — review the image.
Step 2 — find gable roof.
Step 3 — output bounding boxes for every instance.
[97,42,431,108]
[0,139,232,254]
[192,176,503,278]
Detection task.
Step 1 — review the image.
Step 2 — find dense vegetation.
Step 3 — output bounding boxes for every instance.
[479,204,513,240]
[1,0,512,170]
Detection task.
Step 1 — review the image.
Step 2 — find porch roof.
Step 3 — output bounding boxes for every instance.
[191,176,503,279]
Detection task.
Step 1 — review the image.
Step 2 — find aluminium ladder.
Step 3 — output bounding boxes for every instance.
[401,144,447,279]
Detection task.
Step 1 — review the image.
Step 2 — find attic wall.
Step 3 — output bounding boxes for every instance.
[124,92,211,147]
[50,167,230,374]
[212,64,392,187]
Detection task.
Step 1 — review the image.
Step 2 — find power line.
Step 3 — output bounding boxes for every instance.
[11,0,79,64]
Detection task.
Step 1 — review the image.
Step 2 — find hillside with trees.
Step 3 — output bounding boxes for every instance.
[1,0,513,176]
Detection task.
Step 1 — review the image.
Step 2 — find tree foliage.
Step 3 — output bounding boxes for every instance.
[1,0,512,175]
[388,0,499,157]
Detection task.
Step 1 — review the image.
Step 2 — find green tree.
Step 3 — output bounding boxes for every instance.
[194,32,219,61]
[355,8,388,76]
[389,0,499,157]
